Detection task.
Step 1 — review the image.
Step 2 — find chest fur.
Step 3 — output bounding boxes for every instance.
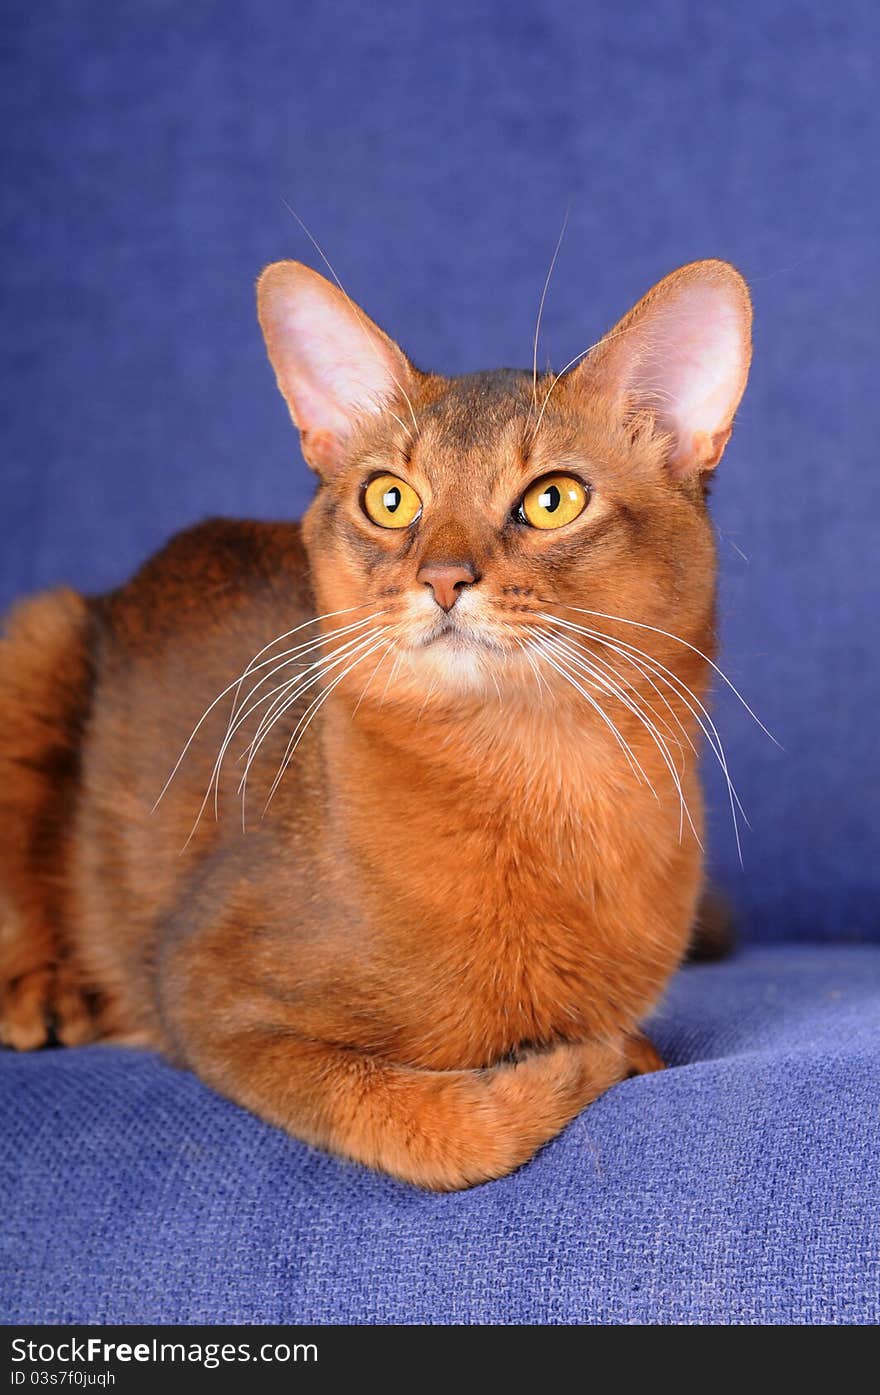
[323,722,699,1067]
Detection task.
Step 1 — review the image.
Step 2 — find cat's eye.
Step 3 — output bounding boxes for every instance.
[517,474,589,530]
[362,474,423,529]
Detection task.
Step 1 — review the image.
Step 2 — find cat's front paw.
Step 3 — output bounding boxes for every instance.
[0,962,98,1050]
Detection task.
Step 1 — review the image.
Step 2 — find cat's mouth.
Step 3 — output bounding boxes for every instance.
[414,617,503,655]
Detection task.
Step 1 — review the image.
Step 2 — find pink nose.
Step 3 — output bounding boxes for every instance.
[417,562,478,612]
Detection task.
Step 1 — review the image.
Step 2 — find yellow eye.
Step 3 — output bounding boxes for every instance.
[518,474,589,530]
[362,474,422,529]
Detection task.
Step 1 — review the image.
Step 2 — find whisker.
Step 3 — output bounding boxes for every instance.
[537,610,747,863]
[230,618,388,767]
[535,628,693,837]
[543,627,688,758]
[538,615,695,760]
[237,627,391,797]
[180,625,390,848]
[378,644,405,708]
[236,627,393,830]
[542,613,746,811]
[415,671,440,723]
[553,629,705,849]
[154,602,378,813]
[528,318,643,444]
[531,205,570,418]
[517,639,555,702]
[353,639,398,716]
[282,200,420,437]
[215,611,389,816]
[536,628,700,845]
[554,603,779,746]
[525,632,656,797]
[262,630,397,816]
[714,522,751,565]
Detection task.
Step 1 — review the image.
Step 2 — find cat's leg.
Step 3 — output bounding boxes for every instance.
[0,589,100,1049]
[167,1015,629,1190]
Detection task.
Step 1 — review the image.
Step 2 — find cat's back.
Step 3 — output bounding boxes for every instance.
[101,516,312,650]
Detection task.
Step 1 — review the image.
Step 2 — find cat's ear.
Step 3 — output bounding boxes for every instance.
[257,261,416,475]
[573,260,752,476]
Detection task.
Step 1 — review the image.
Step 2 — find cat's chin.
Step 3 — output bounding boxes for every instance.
[401,627,516,695]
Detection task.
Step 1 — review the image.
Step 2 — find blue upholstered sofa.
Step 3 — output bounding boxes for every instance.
[2,1,877,1325]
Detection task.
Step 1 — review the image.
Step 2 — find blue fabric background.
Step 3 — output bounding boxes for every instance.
[2,1,878,1327]
[3,947,878,1324]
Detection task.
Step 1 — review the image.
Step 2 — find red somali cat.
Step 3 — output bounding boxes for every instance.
[0,257,751,1188]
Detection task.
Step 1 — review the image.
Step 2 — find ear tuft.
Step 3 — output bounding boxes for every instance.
[582,260,752,476]
[256,261,415,475]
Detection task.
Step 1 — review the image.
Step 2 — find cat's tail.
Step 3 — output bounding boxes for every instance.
[0,587,98,1048]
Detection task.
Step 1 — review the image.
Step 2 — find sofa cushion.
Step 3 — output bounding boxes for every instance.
[1,945,877,1324]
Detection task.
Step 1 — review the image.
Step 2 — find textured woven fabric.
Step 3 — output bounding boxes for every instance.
[1,1,878,942]
[2,946,878,1325]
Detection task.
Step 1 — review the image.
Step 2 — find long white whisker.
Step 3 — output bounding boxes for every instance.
[538,610,746,862]
[262,631,395,815]
[549,628,687,758]
[598,633,747,864]
[282,200,420,437]
[550,615,746,816]
[531,205,570,417]
[550,624,706,850]
[214,612,389,816]
[517,639,554,702]
[228,617,388,765]
[536,628,693,834]
[526,634,656,797]
[528,319,643,443]
[556,603,779,746]
[538,615,695,759]
[154,602,377,813]
[415,670,440,723]
[378,645,405,708]
[537,628,700,846]
[353,639,398,716]
[237,627,391,795]
[236,627,393,829]
[541,630,684,770]
[223,610,383,738]
[181,626,390,848]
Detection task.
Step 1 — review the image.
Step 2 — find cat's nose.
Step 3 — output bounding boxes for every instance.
[417,562,478,613]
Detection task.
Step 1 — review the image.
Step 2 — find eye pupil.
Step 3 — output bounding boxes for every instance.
[519,474,588,530]
[363,474,422,529]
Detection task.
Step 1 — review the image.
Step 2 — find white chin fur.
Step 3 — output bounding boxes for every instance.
[406,638,498,693]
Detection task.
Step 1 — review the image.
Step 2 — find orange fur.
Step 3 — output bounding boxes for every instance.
[0,259,751,1188]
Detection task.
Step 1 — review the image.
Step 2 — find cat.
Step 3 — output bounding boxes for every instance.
[0,256,751,1189]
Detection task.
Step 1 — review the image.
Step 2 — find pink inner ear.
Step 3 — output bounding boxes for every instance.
[624,282,748,471]
[258,265,412,463]
[272,286,403,433]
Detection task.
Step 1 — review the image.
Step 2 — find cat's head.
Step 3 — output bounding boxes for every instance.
[257,258,751,700]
